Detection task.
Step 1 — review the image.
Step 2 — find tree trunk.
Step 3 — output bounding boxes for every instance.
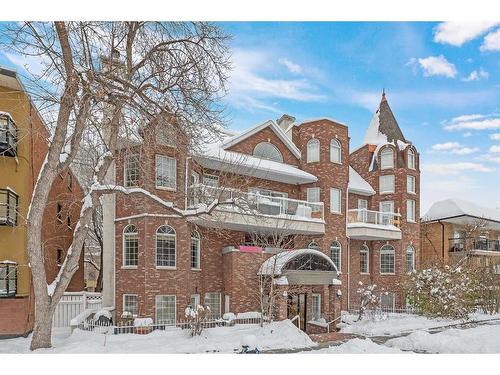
[30,304,54,350]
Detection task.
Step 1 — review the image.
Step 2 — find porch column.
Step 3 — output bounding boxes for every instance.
[275,287,288,321]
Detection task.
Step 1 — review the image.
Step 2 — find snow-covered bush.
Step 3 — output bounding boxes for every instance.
[184,305,211,336]
[403,265,481,320]
[357,282,386,321]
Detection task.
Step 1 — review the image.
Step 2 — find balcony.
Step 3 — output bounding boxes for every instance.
[187,184,325,235]
[346,209,401,240]
[0,188,18,226]
[449,238,500,255]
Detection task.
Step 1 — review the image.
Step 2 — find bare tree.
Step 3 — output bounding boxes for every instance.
[2,21,231,350]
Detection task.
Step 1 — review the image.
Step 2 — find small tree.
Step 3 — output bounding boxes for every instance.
[184,305,211,337]
[356,282,386,321]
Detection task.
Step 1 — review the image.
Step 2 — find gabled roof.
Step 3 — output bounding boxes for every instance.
[222,120,301,159]
[348,167,375,196]
[422,199,500,224]
[364,92,407,145]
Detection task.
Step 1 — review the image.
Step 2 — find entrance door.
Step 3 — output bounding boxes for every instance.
[288,293,307,331]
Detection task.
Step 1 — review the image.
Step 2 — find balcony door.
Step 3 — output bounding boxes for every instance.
[379,201,394,225]
[357,199,368,222]
[249,188,288,215]
[287,293,307,331]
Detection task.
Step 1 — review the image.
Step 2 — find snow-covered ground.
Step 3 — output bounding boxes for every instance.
[0,320,316,354]
[338,311,498,336]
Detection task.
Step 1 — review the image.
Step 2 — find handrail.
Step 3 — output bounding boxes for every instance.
[290,314,301,331]
[326,315,342,333]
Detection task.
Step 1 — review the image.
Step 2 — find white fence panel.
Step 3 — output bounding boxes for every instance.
[53,292,102,328]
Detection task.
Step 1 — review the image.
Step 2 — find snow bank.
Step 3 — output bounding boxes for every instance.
[94,309,112,321]
[236,311,261,319]
[385,324,500,353]
[0,319,316,354]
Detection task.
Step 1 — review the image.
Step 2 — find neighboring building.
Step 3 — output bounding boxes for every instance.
[101,91,420,333]
[421,199,500,267]
[0,67,85,338]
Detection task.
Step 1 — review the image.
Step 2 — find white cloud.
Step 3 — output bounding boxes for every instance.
[480,28,500,52]
[450,114,487,123]
[481,154,500,163]
[417,55,457,78]
[422,162,495,175]
[490,145,500,153]
[278,58,303,74]
[462,132,472,138]
[226,49,324,113]
[462,68,489,82]
[434,22,499,46]
[431,142,479,155]
[444,117,500,131]
[489,133,500,140]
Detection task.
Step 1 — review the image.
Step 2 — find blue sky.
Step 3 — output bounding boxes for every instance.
[1,22,499,213]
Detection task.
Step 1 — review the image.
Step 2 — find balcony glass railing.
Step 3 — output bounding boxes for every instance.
[449,238,500,252]
[347,209,400,227]
[188,184,324,222]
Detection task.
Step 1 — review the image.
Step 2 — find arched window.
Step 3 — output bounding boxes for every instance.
[330,139,341,164]
[123,225,138,267]
[253,142,283,163]
[156,225,176,267]
[380,148,394,169]
[408,148,416,169]
[191,230,201,270]
[360,244,369,274]
[380,244,395,274]
[308,240,320,250]
[330,241,341,271]
[307,138,320,163]
[406,245,415,272]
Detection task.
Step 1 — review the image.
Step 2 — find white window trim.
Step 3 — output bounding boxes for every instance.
[155,295,176,324]
[407,199,416,223]
[379,175,395,194]
[124,155,140,188]
[406,245,415,273]
[122,225,138,268]
[155,154,177,191]
[253,142,284,163]
[330,188,341,214]
[123,294,139,317]
[191,294,200,309]
[408,148,416,170]
[307,187,320,204]
[407,175,416,194]
[380,245,396,275]
[312,293,321,321]
[307,138,320,163]
[380,148,394,170]
[330,241,342,272]
[330,138,342,164]
[155,225,177,269]
[205,292,222,318]
[360,245,370,274]
[191,231,201,270]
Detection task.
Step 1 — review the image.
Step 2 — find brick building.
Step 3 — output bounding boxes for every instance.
[0,67,84,338]
[102,92,420,333]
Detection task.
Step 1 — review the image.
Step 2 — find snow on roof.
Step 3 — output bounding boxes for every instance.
[222,120,301,159]
[363,109,388,146]
[348,167,375,196]
[422,199,500,223]
[195,137,318,185]
[258,248,338,276]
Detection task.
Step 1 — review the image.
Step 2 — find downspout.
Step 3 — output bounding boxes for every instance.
[184,156,192,210]
[439,220,445,260]
[345,187,350,311]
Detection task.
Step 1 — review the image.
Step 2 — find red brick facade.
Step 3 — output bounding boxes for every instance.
[111,97,419,331]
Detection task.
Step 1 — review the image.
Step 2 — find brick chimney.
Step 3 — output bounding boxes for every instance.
[276,114,296,133]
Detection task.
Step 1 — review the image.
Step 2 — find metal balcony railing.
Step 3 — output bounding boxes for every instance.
[449,238,500,253]
[188,184,324,222]
[0,113,17,157]
[347,208,401,227]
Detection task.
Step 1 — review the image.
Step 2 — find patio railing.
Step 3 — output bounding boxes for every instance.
[449,238,500,252]
[347,209,401,227]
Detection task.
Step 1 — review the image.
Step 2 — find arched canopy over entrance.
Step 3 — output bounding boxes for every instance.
[258,249,340,286]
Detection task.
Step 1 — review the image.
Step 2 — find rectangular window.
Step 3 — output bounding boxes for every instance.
[155,295,176,324]
[380,251,395,274]
[124,155,139,187]
[407,175,416,194]
[407,199,416,222]
[307,187,321,213]
[205,292,221,318]
[155,155,176,190]
[202,174,219,187]
[0,262,17,297]
[360,248,369,274]
[380,149,394,169]
[379,201,394,225]
[0,189,18,226]
[156,234,176,268]
[191,234,200,270]
[330,188,341,213]
[379,175,395,194]
[190,294,200,309]
[124,233,139,267]
[123,294,139,317]
[357,199,368,222]
[312,294,321,321]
